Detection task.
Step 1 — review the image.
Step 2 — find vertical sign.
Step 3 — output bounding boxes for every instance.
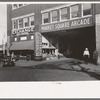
[34,32,42,58]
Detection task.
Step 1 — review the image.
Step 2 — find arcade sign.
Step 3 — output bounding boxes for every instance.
[41,16,93,32]
[12,26,35,36]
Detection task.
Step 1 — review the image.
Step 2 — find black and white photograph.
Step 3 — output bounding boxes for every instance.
[0,2,100,81]
[0,1,100,99]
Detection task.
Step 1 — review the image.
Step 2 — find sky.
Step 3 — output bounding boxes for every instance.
[0,4,7,45]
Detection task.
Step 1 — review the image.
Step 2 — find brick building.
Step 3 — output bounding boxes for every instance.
[7,3,100,62]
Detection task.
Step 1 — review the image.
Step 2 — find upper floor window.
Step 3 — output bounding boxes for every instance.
[29,16,34,26]
[23,17,29,27]
[20,36,27,41]
[42,12,49,24]
[12,20,17,29]
[12,4,28,10]
[82,4,92,16]
[19,4,24,7]
[18,19,23,28]
[71,4,80,18]
[12,4,18,9]
[61,7,68,20]
[51,10,58,22]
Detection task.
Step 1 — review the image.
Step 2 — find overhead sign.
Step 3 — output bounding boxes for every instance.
[12,26,35,36]
[41,16,93,33]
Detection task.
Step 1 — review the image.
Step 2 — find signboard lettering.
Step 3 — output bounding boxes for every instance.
[34,32,42,56]
[41,17,93,32]
[12,26,35,36]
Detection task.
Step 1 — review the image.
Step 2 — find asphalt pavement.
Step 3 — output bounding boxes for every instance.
[0,57,99,81]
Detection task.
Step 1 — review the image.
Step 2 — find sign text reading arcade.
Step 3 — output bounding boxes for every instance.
[41,17,93,32]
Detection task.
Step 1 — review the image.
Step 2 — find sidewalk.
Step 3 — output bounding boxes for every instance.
[79,57,100,75]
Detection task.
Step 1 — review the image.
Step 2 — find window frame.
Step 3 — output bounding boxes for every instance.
[12,4,28,10]
[82,4,92,17]
[18,18,23,29]
[12,20,18,30]
[42,12,49,24]
[51,10,58,23]
[70,4,80,19]
[29,16,34,27]
[23,17,29,28]
[60,7,68,21]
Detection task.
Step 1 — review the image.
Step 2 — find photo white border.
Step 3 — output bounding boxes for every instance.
[0,1,100,98]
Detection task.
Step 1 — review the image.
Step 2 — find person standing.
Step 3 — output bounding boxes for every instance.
[83,48,90,64]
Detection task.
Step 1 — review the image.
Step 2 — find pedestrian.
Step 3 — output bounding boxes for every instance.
[11,52,14,61]
[83,48,90,64]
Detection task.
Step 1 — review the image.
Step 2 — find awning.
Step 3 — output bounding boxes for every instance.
[10,41,34,51]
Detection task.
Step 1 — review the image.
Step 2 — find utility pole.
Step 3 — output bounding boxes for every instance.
[2,33,5,55]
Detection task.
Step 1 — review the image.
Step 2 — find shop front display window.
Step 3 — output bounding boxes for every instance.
[20,36,27,41]
[14,37,17,42]
[31,35,34,40]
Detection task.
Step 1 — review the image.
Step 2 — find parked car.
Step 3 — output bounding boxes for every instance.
[0,54,15,67]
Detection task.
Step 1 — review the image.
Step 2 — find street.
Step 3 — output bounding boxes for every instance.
[0,58,99,81]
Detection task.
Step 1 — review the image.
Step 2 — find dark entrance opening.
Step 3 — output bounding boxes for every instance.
[42,26,96,62]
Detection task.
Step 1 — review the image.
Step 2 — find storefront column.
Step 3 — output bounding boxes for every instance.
[95,14,100,64]
[55,37,59,56]
[34,32,42,60]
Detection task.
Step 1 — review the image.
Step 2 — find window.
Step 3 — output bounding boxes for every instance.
[42,12,49,24]
[19,4,23,7]
[18,19,23,28]
[12,4,27,10]
[71,5,79,18]
[29,16,34,26]
[31,35,34,40]
[51,10,58,22]
[12,4,18,9]
[42,43,48,46]
[83,4,91,16]
[12,20,17,29]
[23,17,29,27]
[20,36,27,41]
[14,37,17,42]
[61,7,68,20]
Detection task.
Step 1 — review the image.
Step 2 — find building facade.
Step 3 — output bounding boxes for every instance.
[7,3,100,62]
